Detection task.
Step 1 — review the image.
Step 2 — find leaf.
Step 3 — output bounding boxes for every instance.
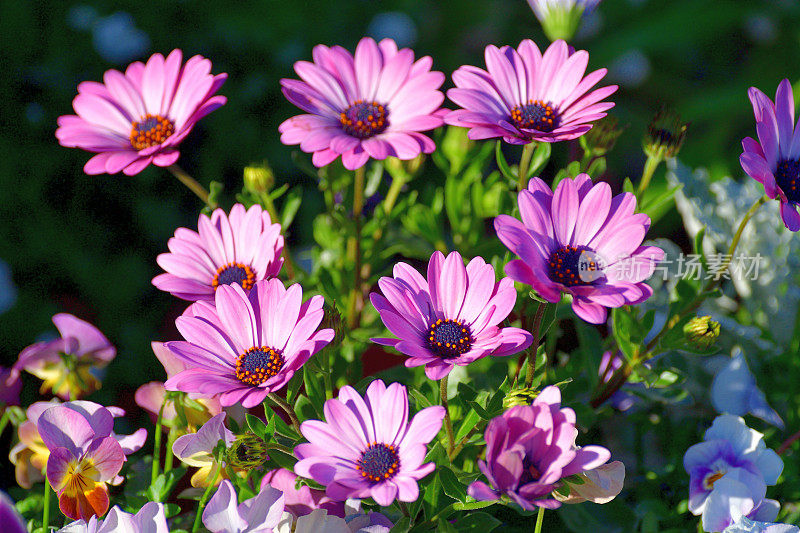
[453,512,501,532]
[303,365,326,417]
[439,466,468,503]
[495,141,515,182]
[246,414,268,440]
[390,517,412,533]
[280,188,302,229]
[455,407,482,443]
[527,142,552,178]
[452,500,497,511]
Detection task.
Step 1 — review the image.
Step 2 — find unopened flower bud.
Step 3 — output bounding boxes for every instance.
[580,116,625,157]
[244,163,274,194]
[644,108,688,160]
[683,316,720,349]
[321,302,344,348]
[503,387,540,409]
[226,433,269,470]
[527,0,601,42]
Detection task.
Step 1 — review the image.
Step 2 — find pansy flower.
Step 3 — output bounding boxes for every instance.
[56,49,226,176]
[57,502,169,533]
[0,492,26,533]
[202,479,288,533]
[172,413,234,488]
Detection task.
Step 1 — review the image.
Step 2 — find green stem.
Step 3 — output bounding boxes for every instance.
[164,429,178,474]
[151,397,167,486]
[448,426,479,461]
[0,410,10,437]
[265,442,295,455]
[440,376,455,456]
[346,165,367,328]
[323,346,334,400]
[267,393,301,434]
[524,302,548,388]
[192,459,223,533]
[534,506,545,533]
[42,476,51,533]
[167,164,212,206]
[517,142,536,191]
[637,154,663,195]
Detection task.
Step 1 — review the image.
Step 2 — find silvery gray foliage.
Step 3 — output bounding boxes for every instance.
[666,158,800,348]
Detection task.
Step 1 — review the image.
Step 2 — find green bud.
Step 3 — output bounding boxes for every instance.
[244,163,274,194]
[503,387,540,409]
[683,316,720,349]
[532,3,588,42]
[320,302,344,348]
[580,116,625,157]
[644,108,688,160]
[226,433,269,470]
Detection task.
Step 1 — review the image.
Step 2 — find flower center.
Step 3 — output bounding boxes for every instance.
[510,100,559,133]
[340,100,388,139]
[62,458,100,497]
[426,319,473,359]
[235,346,284,386]
[704,471,725,490]
[129,114,175,150]
[212,262,256,291]
[547,246,605,287]
[357,443,400,483]
[775,158,800,204]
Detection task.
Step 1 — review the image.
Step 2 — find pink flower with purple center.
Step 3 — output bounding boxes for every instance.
[494,174,664,324]
[38,402,127,521]
[260,468,345,518]
[468,385,611,510]
[11,313,116,399]
[164,279,334,408]
[56,49,226,176]
[740,79,800,231]
[370,251,533,380]
[152,204,284,302]
[279,37,445,170]
[445,39,617,144]
[294,379,445,506]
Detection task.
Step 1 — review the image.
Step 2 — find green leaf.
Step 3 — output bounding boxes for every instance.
[408,386,433,409]
[453,512,501,532]
[437,518,459,533]
[452,500,497,511]
[495,141,515,181]
[303,365,326,417]
[390,517,412,533]
[527,142,552,178]
[455,407,482,443]
[622,177,635,194]
[246,414,268,440]
[280,188,302,229]
[439,466,468,503]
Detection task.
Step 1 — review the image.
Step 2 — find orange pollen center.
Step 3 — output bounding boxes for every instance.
[339,100,388,139]
[235,346,284,386]
[357,442,400,483]
[510,100,558,133]
[212,262,257,291]
[130,114,175,150]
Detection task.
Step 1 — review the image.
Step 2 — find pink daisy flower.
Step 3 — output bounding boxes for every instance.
[445,39,617,144]
[152,203,284,302]
[164,279,334,408]
[369,251,533,381]
[294,379,445,506]
[56,49,226,176]
[494,174,663,324]
[279,37,445,170]
[740,78,800,231]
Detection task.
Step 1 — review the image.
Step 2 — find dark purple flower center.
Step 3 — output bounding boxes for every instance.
[340,100,389,139]
[426,319,473,359]
[235,346,284,386]
[775,158,800,204]
[510,100,559,133]
[130,113,174,150]
[548,246,605,287]
[519,461,542,485]
[357,443,400,483]
[213,262,256,291]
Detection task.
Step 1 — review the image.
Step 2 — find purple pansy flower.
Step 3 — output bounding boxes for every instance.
[260,468,345,518]
[172,413,235,488]
[684,415,783,532]
[38,402,127,521]
[740,79,800,231]
[370,251,533,380]
[0,366,22,407]
[152,204,284,302]
[446,39,616,145]
[164,279,334,408]
[0,492,26,533]
[468,385,611,510]
[294,379,445,506]
[56,49,226,176]
[494,174,664,323]
[202,479,287,533]
[57,502,169,533]
[11,313,116,399]
[279,37,445,170]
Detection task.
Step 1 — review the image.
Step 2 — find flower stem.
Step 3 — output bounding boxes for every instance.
[167,164,212,206]
[517,142,536,191]
[151,397,167,487]
[440,376,455,456]
[524,302,548,388]
[0,410,10,437]
[42,476,51,533]
[347,165,367,329]
[267,393,302,434]
[637,154,662,195]
[534,506,545,533]
[164,429,178,473]
[192,459,223,533]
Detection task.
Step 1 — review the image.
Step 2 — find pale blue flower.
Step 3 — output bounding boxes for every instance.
[724,516,800,533]
[712,349,783,429]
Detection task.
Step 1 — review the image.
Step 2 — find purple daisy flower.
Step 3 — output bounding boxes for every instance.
[152,203,284,302]
[740,79,800,231]
[445,39,617,145]
[369,251,533,380]
[294,379,445,506]
[56,49,226,176]
[468,385,611,510]
[494,174,664,324]
[279,37,445,170]
[11,313,116,399]
[164,279,334,408]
